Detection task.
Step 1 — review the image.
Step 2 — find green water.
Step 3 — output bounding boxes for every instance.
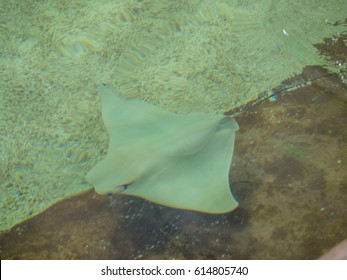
[0,0,346,232]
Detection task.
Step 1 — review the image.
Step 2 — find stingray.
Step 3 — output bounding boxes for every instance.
[86,85,239,213]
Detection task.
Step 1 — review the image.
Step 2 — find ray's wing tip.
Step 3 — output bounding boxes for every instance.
[98,84,111,95]
[219,116,239,131]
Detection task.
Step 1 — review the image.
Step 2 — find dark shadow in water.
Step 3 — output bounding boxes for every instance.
[0,33,346,260]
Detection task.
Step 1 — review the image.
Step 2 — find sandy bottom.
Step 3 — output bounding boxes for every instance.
[1,63,346,259]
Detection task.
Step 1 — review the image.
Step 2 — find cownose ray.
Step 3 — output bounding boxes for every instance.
[86,85,239,213]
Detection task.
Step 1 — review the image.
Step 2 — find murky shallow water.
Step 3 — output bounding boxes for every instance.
[0,0,346,259]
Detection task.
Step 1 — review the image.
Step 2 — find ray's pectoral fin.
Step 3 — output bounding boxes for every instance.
[86,85,239,213]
